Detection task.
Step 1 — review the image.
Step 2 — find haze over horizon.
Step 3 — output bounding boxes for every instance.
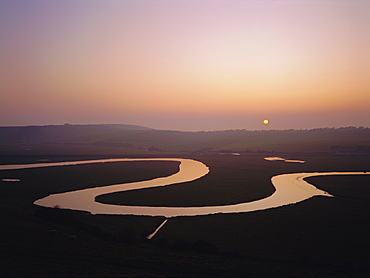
[1,0,369,131]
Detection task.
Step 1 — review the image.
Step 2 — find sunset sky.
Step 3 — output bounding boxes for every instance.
[1,0,369,131]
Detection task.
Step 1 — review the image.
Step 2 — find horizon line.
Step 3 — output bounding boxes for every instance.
[0,123,368,133]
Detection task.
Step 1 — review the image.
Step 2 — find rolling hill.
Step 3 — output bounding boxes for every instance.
[0,124,369,156]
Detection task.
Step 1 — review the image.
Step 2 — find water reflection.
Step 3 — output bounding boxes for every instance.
[32,158,210,216]
[264,157,305,163]
[1,158,368,218]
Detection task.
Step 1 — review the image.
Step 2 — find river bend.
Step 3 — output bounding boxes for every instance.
[1,158,368,217]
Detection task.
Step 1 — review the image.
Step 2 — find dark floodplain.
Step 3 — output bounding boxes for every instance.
[0,125,369,277]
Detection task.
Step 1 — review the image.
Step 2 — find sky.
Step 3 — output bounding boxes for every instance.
[1,0,369,131]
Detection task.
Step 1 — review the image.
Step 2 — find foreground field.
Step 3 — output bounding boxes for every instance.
[0,153,369,277]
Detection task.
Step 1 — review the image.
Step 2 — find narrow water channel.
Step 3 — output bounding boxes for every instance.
[1,158,368,218]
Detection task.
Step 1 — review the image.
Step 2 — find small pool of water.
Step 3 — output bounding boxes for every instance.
[265,157,305,163]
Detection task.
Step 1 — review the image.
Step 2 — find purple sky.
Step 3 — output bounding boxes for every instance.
[1,0,369,131]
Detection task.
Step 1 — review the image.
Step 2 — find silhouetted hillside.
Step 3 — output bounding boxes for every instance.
[0,125,369,154]
[0,124,152,144]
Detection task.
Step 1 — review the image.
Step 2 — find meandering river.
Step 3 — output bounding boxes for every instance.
[1,158,369,218]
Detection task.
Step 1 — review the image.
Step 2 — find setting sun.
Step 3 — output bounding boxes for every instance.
[0,0,369,131]
[263,119,269,125]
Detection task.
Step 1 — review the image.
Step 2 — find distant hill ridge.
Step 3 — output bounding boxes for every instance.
[1,123,152,130]
[0,124,369,154]
[0,124,153,144]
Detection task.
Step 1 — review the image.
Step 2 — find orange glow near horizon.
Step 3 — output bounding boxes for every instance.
[1,1,369,130]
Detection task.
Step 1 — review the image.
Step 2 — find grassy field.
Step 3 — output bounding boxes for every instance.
[98,155,370,276]
[0,152,369,277]
[0,126,369,277]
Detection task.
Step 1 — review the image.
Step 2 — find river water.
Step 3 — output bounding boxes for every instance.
[1,158,368,218]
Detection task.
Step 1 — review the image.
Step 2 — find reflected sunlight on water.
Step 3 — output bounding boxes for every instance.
[2,178,21,182]
[2,158,368,218]
[3,158,369,240]
[265,157,305,163]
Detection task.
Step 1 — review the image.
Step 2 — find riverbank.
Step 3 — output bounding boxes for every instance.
[17,158,361,219]
[0,154,369,277]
